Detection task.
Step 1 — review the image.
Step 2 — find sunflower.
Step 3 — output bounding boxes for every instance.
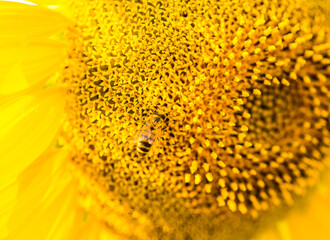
[0,0,329,239]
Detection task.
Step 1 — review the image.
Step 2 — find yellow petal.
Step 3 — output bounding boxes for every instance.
[0,37,66,95]
[66,213,123,240]
[0,88,65,238]
[0,88,65,191]
[0,1,70,38]
[0,183,18,239]
[255,171,330,240]
[254,228,281,240]
[5,147,119,240]
[29,1,72,21]
[6,148,78,240]
[286,173,330,240]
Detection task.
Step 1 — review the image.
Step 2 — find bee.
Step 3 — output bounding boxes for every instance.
[135,112,164,156]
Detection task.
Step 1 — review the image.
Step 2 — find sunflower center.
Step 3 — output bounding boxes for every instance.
[60,0,330,239]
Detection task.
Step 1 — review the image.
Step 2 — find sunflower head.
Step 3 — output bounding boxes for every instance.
[58,0,330,238]
[3,0,327,239]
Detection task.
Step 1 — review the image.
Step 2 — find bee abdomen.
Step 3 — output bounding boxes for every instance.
[137,140,152,155]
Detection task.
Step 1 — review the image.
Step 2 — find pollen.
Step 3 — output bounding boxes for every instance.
[61,0,330,239]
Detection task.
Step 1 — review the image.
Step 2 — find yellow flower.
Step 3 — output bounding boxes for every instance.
[0,0,330,239]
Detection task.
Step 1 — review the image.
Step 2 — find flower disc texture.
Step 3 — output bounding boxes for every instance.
[60,0,330,239]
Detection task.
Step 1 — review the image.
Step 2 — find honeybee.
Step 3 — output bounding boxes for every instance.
[135,112,164,156]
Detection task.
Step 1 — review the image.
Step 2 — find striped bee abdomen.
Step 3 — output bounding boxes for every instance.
[137,140,153,155]
[135,114,163,156]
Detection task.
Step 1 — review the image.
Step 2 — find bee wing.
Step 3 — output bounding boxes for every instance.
[151,126,166,153]
[128,128,142,144]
